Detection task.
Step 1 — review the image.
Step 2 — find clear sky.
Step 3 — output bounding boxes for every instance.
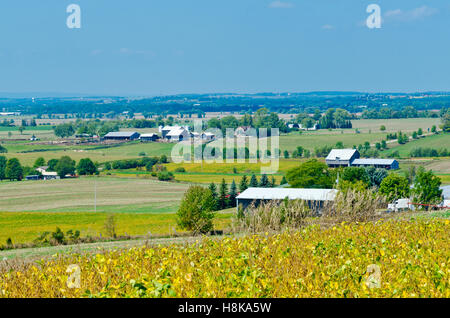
[0,0,449,96]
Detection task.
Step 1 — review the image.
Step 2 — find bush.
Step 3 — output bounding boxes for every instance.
[175,167,186,173]
[51,227,65,245]
[177,186,216,234]
[157,171,174,181]
[104,214,117,238]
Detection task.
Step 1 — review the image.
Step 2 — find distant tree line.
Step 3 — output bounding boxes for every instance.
[0,155,98,181]
[409,148,449,158]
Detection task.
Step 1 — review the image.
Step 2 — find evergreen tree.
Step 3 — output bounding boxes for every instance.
[249,174,258,187]
[259,174,270,187]
[229,180,237,207]
[270,176,276,188]
[208,182,218,210]
[280,176,287,186]
[218,179,228,210]
[239,175,249,193]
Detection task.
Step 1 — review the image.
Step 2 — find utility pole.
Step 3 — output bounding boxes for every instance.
[94,178,97,212]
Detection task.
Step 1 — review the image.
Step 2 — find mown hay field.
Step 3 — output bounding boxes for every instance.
[278,132,387,152]
[1,219,448,298]
[0,177,188,213]
[351,118,441,133]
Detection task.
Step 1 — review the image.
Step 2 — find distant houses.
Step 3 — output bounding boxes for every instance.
[287,123,319,131]
[26,166,60,181]
[326,149,399,170]
[235,126,254,137]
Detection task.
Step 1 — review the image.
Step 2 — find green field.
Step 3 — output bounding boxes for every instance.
[0,176,233,244]
[0,211,233,245]
[382,133,450,157]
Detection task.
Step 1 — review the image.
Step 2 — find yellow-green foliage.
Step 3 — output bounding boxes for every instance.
[1,219,448,298]
[0,212,232,244]
[165,160,302,174]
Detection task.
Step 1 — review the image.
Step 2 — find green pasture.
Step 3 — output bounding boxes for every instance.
[382,133,450,157]
[0,210,233,245]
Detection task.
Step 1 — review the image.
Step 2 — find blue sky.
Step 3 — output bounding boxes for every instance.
[0,0,449,96]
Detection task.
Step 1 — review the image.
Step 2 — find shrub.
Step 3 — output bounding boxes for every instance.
[157,171,174,181]
[51,227,65,245]
[177,186,216,234]
[104,214,117,238]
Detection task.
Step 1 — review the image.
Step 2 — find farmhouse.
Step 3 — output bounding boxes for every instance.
[165,127,190,142]
[202,132,215,141]
[326,149,360,168]
[42,171,59,180]
[139,133,160,142]
[351,158,399,170]
[235,126,255,137]
[236,187,337,213]
[160,126,190,139]
[326,149,399,170]
[36,166,49,174]
[104,131,140,141]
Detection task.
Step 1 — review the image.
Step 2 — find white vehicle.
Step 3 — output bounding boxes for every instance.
[387,199,414,212]
[438,200,450,209]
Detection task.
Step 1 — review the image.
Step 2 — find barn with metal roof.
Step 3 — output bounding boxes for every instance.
[236,187,337,213]
[325,149,360,168]
[351,158,399,170]
[103,131,140,140]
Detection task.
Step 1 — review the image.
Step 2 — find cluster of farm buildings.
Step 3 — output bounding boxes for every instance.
[237,148,448,212]
[103,125,215,143]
